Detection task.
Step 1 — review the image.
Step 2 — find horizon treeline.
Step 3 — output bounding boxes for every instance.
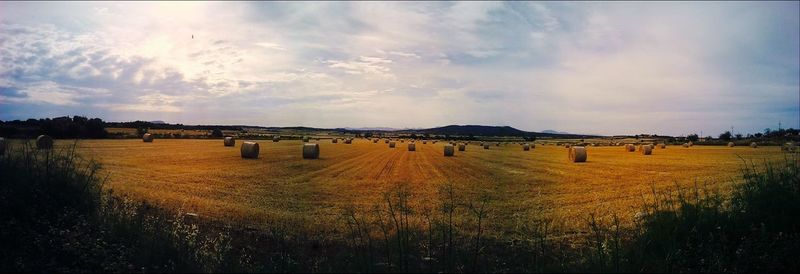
[0,115,798,141]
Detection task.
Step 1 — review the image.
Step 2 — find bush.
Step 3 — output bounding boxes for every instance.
[0,141,238,272]
[621,155,800,272]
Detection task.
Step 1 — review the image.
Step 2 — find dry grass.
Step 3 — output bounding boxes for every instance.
[64,139,785,233]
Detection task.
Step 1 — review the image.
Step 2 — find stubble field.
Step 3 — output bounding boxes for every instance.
[49,138,786,236]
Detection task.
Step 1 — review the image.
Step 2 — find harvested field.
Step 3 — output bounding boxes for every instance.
[39,139,788,233]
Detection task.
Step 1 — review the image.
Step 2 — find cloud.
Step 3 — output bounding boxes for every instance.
[0,2,797,135]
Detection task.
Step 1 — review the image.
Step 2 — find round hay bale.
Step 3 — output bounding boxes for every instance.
[483,144,490,149]
[659,143,666,149]
[389,141,396,148]
[385,139,390,144]
[240,141,260,159]
[0,137,6,155]
[569,146,587,162]
[332,138,338,143]
[36,135,54,149]
[303,143,320,159]
[373,139,379,143]
[142,133,154,143]
[783,142,797,152]
[302,136,310,142]
[224,137,235,147]
[565,144,571,148]
[750,142,758,148]
[345,138,353,144]
[401,139,405,143]
[523,143,530,151]
[626,144,635,152]
[688,141,693,147]
[531,143,536,149]
[682,143,689,148]
[640,145,652,155]
[408,143,416,151]
[495,142,500,146]
[458,143,466,151]
[273,136,281,142]
[422,140,427,144]
[444,144,455,156]
[432,140,438,144]
[727,142,735,147]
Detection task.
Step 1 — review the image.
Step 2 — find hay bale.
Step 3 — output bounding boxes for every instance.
[332,138,338,143]
[783,142,797,152]
[683,143,689,148]
[0,137,5,155]
[444,144,455,156]
[640,144,652,155]
[565,144,571,148]
[224,137,235,147]
[659,143,666,149]
[142,133,154,143]
[303,136,310,142]
[523,143,530,151]
[240,141,259,159]
[303,143,320,159]
[273,135,281,142]
[422,140,427,144]
[626,144,635,152]
[458,143,466,151]
[531,143,536,149]
[384,139,389,144]
[688,141,693,147]
[432,140,438,144]
[727,142,735,147]
[373,139,379,143]
[569,146,587,162]
[750,142,758,148]
[496,142,500,146]
[483,143,490,149]
[389,141,396,148]
[37,135,55,149]
[345,138,353,144]
[408,143,416,151]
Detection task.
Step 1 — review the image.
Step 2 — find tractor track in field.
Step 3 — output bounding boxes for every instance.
[374,150,399,180]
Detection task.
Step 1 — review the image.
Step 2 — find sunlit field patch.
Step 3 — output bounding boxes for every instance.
[58,138,787,234]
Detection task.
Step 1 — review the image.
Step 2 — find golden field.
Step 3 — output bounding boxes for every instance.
[36,138,785,235]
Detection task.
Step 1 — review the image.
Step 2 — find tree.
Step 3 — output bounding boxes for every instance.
[735,133,743,140]
[687,134,699,142]
[211,129,223,138]
[719,131,732,141]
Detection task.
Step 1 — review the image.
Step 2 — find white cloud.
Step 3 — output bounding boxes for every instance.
[0,2,797,134]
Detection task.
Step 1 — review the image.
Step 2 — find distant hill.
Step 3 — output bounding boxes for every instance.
[344,127,405,131]
[395,125,598,138]
[541,129,571,135]
[408,125,527,136]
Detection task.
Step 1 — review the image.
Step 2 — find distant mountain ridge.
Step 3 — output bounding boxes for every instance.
[112,120,599,137]
[400,125,597,138]
[542,129,571,135]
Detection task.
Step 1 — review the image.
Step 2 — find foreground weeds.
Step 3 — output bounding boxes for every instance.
[1,141,798,272]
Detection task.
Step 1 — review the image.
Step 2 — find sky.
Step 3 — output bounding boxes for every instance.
[0,1,798,136]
